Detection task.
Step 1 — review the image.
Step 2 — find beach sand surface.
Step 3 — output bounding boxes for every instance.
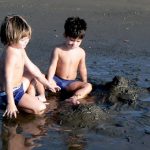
[0,0,150,150]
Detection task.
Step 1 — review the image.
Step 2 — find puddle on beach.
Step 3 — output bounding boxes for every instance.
[0,89,150,150]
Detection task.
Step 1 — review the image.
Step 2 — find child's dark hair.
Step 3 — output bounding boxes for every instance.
[64,17,87,39]
[0,15,31,45]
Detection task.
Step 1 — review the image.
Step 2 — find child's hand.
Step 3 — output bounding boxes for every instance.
[54,85,61,92]
[3,103,18,118]
[48,79,61,92]
[49,85,61,92]
[49,79,56,86]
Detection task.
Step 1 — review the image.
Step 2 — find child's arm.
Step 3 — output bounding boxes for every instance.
[24,52,60,92]
[47,48,59,84]
[78,52,87,82]
[3,50,18,118]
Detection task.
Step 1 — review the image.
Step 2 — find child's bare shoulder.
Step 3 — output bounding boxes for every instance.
[78,47,86,56]
[53,43,64,50]
[53,43,66,53]
[6,47,21,58]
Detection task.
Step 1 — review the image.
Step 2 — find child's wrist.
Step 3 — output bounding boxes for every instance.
[48,78,54,83]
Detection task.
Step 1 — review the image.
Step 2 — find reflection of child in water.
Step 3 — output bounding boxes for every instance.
[47,17,92,105]
[2,116,46,149]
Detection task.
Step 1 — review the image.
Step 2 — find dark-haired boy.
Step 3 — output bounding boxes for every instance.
[47,17,92,105]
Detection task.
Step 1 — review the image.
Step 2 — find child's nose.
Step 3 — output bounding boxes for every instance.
[73,41,77,45]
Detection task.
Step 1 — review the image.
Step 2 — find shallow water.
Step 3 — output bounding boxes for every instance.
[0,0,150,149]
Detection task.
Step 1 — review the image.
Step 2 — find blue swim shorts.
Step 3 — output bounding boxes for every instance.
[53,76,76,90]
[0,84,24,107]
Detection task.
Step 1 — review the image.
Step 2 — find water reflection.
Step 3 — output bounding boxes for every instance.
[65,132,87,150]
[0,92,150,150]
[1,114,47,150]
[0,94,62,150]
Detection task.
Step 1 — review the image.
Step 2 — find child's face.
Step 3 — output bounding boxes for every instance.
[12,37,30,49]
[18,37,30,49]
[65,37,82,49]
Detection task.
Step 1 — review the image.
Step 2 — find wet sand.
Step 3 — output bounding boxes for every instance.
[0,0,150,150]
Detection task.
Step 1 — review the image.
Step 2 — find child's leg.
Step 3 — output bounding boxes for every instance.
[22,71,33,92]
[26,79,36,96]
[22,71,46,102]
[18,71,47,114]
[18,93,46,115]
[34,79,46,102]
[65,81,92,104]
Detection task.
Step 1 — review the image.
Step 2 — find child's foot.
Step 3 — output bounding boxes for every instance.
[65,96,80,105]
[37,95,47,102]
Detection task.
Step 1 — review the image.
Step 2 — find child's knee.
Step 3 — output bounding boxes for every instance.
[34,103,46,115]
[86,83,92,92]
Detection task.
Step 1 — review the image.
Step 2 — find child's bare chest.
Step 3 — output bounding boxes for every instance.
[15,53,24,71]
[59,52,80,65]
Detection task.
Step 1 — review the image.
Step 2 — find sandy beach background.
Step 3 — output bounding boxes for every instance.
[0,0,150,149]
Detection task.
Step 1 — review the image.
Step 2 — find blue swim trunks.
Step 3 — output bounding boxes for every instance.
[0,84,24,107]
[54,76,76,90]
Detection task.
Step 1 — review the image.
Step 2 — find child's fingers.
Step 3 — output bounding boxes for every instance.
[56,86,61,91]
[3,110,7,117]
[13,111,17,118]
[49,88,56,92]
[3,110,18,118]
[49,86,60,92]
[55,85,61,91]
